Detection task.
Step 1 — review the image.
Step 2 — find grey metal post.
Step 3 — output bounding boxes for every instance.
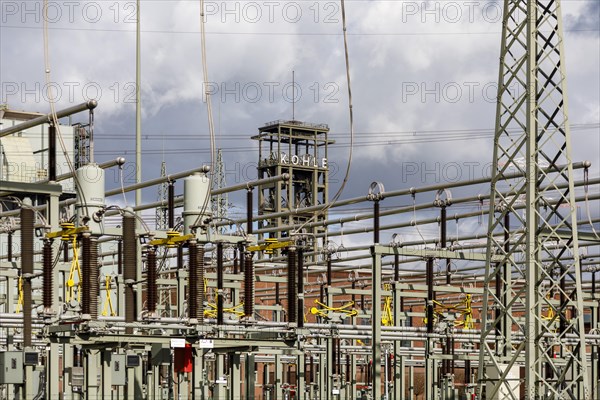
[245,353,256,400]
[135,0,142,211]
[275,355,284,400]
[408,364,414,400]
[371,246,382,400]
[394,281,403,400]
[215,354,227,398]
[425,258,435,400]
[63,344,74,400]
[85,350,100,400]
[399,356,406,400]
[230,353,241,400]
[327,289,336,399]
[101,351,112,400]
[297,353,305,400]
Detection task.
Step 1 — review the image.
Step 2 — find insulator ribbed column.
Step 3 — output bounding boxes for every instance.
[123,214,137,333]
[146,247,157,315]
[198,245,205,324]
[244,251,254,319]
[188,241,198,320]
[89,236,98,319]
[21,208,34,347]
[82,235,91,316]
[43,239,53,311]
[82,234,99,319]
[287,248,297,324]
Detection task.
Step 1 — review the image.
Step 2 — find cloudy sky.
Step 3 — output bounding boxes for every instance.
[1,0,598,247]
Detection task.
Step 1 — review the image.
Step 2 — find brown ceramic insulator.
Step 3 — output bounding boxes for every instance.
[188,242,198,320]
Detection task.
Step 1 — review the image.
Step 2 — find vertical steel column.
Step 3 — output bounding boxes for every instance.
[244,251,255,319]
[327,289,335,398]
[239,243,246,273]
[371,246,382,400]
[63,238,69,263]
[245,353,256,400]
[117,239,123,275]
[297,246,304,328]
[502,212,511,357]
[441,206,450,284]
[168,181,175,229]
[22,206,36,400]
[287,247,297,324]
[297,349,305,400]
[123,214,137,334]
[230,353,242,400]
[393,262,403,400]
[327,253,332,287]
[594,270,600,399]
[216,242,224,325]
[135,0,142,211]
[374,200,380,244]
[7,231,12,261]
[233,247,239,274]
[426,258,434,334]
[43,239,53,312]
[49,124,56,181]
[21,207,34,348]
[146,246,157,316]
[425,257,435,400]
[247,188,253,235]
[440,206,452,376]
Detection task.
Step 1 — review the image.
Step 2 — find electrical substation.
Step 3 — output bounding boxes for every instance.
[0,0,599,399]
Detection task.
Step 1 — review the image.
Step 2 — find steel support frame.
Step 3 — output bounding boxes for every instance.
[477,0,590,398]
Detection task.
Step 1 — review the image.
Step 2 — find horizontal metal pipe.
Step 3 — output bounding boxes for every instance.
[105,165,210,197]
[39,157,126,184]
[214,161,592,228]
[121,173,290,212]
[255,175,599,235]
[0,100,98,138]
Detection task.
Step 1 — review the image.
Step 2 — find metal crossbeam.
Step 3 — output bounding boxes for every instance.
[477,0,589,399]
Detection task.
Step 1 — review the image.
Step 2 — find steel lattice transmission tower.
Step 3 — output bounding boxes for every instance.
[155,161,173,317]
[477,0,589,399]
[212,148,228,234]
[155,161,169,231]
